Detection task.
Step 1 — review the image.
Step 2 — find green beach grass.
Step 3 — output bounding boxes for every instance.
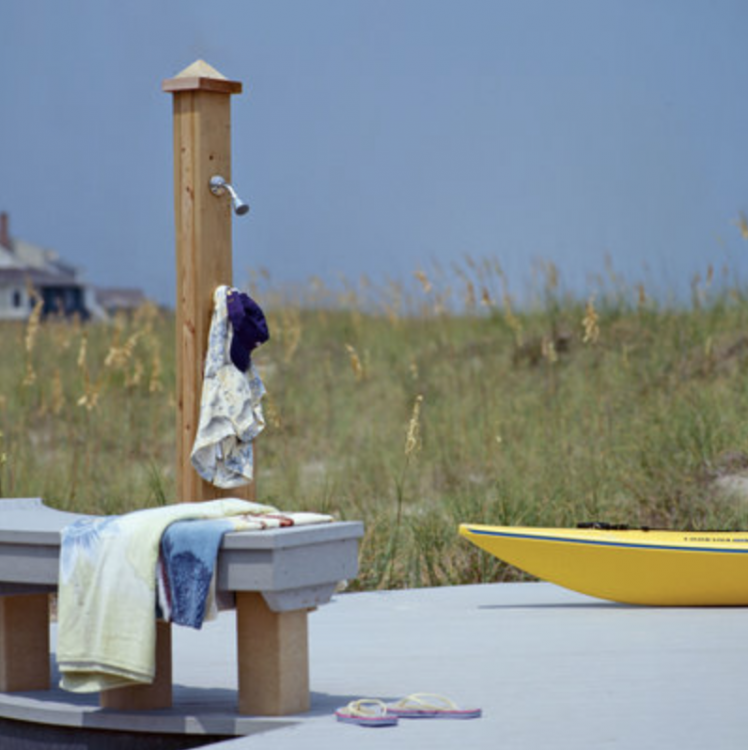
[3,262,748,590]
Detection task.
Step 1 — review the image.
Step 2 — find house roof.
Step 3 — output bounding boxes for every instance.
[0,231,82,289]
[0,266,86,288]
[0,244,25,270]
[12,238,79,279]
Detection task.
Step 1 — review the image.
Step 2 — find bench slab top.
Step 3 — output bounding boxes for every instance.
[0,497,364,550]
[0,498,363,549]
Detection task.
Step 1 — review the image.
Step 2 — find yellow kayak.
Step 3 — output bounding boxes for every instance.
[459,523,748,606]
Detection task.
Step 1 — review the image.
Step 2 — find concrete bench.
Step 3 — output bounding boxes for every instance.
[0,498,362,716]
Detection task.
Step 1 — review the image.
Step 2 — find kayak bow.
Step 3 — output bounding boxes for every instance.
[459,523,748,605]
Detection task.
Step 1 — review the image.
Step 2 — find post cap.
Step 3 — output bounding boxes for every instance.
[162,59,243,94]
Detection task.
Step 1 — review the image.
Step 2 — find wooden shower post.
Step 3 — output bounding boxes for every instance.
[162,59,253,505]
[162,61,308,717]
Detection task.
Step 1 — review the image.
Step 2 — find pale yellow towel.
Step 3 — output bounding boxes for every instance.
[57,498,277,693]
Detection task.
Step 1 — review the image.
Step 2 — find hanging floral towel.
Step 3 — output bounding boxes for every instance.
[190,285,269,488]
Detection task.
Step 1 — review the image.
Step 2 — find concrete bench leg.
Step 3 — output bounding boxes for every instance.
[236,592,310,716]
[99,620,172,710]
[0,594,50,692]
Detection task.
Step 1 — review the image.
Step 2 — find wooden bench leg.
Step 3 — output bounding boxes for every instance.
[100,620,172,710]
[0,594,50,692]
[236,592,310,716]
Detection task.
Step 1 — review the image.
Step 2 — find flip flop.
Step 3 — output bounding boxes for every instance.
[334,698,399,727]
[386,693,482,719]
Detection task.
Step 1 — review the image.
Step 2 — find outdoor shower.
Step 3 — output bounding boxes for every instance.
[209,175,250,216]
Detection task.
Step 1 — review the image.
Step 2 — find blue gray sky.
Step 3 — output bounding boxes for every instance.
[2,1,748,306]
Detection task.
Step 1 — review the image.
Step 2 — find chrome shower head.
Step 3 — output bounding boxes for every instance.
[209,175,250,216]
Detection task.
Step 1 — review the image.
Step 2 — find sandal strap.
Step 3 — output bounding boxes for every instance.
[345,698,389,717]
[392,693,458,711]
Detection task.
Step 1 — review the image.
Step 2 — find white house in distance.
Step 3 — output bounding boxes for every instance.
[0,212,108,321]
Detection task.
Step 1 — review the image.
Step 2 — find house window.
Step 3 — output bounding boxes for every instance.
[12,290,21,308]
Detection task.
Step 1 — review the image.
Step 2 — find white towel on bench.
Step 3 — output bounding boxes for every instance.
[57,498,277,693]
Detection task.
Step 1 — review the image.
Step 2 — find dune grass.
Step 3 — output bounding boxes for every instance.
[3,264,748,590]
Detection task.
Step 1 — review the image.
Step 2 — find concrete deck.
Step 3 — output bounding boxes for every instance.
[3,581,748,749]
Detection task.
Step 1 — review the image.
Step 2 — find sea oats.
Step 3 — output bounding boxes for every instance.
[51,369,65,415]
[345,344,365,382]
[541,336,558,364]
[464,280,477,310]
[77,332,88,371]
[22,298,43,387]
[105,331,143,369]
[503,294,523,346]
[149,350,163,393]
[415,270,432,294]
[582,295,600,344]
[404,394,424,457]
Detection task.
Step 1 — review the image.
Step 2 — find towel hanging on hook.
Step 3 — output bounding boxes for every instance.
[190,285,268,488]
